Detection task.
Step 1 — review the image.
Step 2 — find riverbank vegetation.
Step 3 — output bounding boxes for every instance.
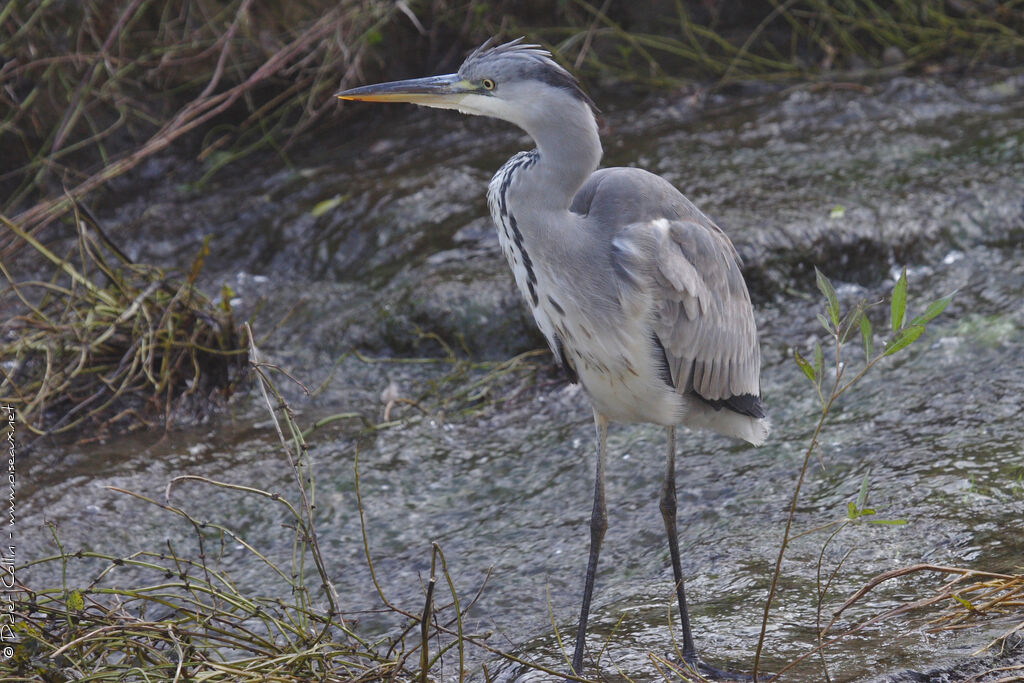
[1,205,245,437]
[3,1,1023,227]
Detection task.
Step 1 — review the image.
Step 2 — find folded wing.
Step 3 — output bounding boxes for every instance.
[615,217,764,418]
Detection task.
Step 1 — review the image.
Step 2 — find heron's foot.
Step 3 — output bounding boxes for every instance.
[675,653,772,682]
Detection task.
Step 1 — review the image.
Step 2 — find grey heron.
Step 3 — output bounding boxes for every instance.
[337,38,769,678]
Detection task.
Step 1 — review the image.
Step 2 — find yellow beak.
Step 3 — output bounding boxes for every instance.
[336,74,476,106]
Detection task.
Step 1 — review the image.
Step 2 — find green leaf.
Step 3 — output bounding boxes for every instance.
[794,349,815,382]
[66,589,84,611]
[813,341,824,382]
[839,307,863,344]
[856,473,870,509]
[219,284,235,312]
[816,267,840,329]
[860,314,873,360]
[891,267,908,332]
[817,313,833,334]
[311,194,345,217]
[867,518,908,525]
[952,594,973,610]
[847,501,857,518]
[883,324,925,356]
[909,293,953,327]
[829,204,846,219]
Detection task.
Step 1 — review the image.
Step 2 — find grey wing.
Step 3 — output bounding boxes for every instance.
[615,218,764,416]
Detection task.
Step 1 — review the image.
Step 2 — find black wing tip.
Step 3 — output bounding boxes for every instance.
[651,334,674,388]
[701,393,765,419]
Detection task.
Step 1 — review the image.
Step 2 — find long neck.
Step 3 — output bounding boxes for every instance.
[518,99,602,210]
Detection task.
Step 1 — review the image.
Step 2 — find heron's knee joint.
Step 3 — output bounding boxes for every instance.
[659,487,677,518]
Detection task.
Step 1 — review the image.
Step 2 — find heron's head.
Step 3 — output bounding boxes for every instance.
[336,38,597,134]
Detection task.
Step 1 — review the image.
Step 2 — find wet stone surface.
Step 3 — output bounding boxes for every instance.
[22,69,1024,681]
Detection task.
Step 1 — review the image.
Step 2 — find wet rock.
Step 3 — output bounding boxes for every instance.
[869,632,1024,682]
[371,252,544,359]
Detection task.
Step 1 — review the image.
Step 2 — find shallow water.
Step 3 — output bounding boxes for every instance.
[20,69,1024,681]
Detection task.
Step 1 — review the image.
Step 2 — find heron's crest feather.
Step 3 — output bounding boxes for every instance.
[460,38,598,115]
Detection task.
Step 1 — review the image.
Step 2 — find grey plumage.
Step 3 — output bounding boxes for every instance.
[569,166,766,433]
[337,37,769,678]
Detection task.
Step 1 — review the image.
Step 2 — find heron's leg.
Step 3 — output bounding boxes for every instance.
[570,411,609,676]
[661,426,697,662]
[662,427,758,682]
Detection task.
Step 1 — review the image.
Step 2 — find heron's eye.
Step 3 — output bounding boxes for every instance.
[482,78,495,91]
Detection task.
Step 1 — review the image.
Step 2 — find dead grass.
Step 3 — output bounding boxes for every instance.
[0,204,245,438]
